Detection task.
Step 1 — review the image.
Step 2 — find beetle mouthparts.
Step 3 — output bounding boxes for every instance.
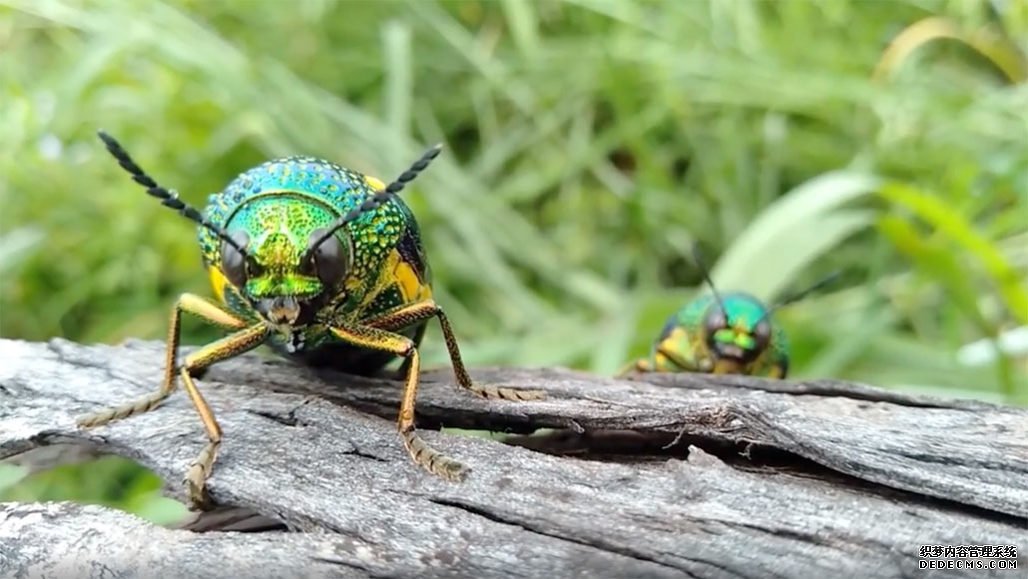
[715,343,747,360]
[257,296,300,325]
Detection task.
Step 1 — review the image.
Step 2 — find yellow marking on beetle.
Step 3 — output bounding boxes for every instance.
[654,328,694,367]
[652,352,671,372]
[662,327,689,345]
[365,175,386,191]
[207,265,230,304]
[395,256,432,302]
[351,250,432,319]
[343,272,364,295]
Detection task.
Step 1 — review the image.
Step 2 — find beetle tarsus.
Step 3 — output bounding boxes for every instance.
[401,428,469,482]
[430,306,548,402]
[184,440,220,510]
[76,388,174,428]
[466,384,546,401]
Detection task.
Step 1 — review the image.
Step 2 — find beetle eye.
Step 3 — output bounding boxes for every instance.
[306,228,352,289]
[754,320,772,345]
[221,230,251,288]
[705,308,727,332]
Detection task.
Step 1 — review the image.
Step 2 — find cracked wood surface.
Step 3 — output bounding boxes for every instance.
[0,337,1026,579]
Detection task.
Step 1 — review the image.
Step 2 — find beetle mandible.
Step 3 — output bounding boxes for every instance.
[78,131,545,508]
[620,246,838,379]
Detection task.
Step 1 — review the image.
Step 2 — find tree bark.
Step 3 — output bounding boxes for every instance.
[1,337,1025,579]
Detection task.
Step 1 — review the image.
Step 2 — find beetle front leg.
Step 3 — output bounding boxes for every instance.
[615,358,654,377]
[177,323,268,508]
[329,323,468,482]
[76,293,249,427]
[76,292,265,509]
[763,360,788,380]
[365,300,546,401]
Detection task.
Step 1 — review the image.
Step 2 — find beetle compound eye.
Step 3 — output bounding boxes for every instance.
[705,308,727,332]
[754,320,772,345]
[306,228,352,289]
[221,230,251,288]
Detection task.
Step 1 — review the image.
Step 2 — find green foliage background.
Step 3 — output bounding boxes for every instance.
[2,0,1027,526]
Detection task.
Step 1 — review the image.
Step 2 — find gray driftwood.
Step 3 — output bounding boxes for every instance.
[0,337,1025,579]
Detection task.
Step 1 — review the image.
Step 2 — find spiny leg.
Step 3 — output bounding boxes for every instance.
[76,293,248,428]
[366,300,545,401]
[177,324,268,508]
[330,323,468,481]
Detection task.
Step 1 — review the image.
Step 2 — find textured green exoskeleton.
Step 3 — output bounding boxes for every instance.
[620,249,838,379]
[78,131,545,508]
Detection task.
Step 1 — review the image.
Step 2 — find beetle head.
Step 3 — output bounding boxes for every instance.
[687,244,840,373]
[220,197,352,326]
[702,293,773,367]
[96,129,443,330]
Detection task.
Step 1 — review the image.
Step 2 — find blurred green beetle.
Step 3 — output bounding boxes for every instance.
[620,247,838,379]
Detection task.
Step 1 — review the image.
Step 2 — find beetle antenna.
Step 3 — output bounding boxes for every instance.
[756,271,842,325]
[691,244,729,319]
[97,130,249,257]
[302,143,443,263]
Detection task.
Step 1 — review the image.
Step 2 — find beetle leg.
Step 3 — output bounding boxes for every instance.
[365,300,546,402]
[76,293,248,427]
[764,360,788,379]
[77,292,264,509]
[178,324,268,508]
[329,323,468,481]
[615,358,653,377]
[392,321,427,380]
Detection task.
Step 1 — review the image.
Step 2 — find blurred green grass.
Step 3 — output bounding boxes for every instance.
[2,0,1027,525]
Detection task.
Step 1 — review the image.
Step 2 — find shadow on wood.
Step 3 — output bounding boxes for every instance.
[1,338,1025,578]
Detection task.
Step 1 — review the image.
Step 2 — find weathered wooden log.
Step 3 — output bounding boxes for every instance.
[1,337,1025,578]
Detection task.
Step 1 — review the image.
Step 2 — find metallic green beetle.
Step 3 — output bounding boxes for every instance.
[620,248,838,379]
[78,131,544,508]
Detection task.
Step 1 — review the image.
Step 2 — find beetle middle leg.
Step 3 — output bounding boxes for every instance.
[329,323,468,481]
[366,300,546,401]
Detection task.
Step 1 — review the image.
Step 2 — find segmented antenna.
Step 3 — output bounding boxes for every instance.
[302,144,443,264]
[691,244,729,319]
[96,130,249,256]
[756,271,842,325]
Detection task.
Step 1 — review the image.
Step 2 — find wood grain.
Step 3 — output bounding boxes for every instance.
[1,338,1025,578]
